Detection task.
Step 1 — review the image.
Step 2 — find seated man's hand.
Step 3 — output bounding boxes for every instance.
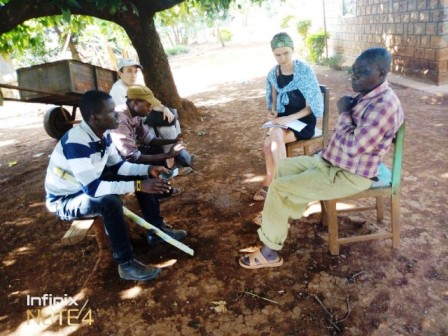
[148,165,170,178]
[168,142,186,157]
[175,133,183,142]
[337,95,357,114]
[162,107,175,123]
[141,177,171,194]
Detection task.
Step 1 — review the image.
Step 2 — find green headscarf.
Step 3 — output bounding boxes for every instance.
[271,32,294,50]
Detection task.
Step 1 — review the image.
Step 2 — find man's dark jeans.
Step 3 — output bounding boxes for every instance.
[55,193,133,263]
[55,190,165,264]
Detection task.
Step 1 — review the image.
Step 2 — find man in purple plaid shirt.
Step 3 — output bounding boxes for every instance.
[239,47,404,269]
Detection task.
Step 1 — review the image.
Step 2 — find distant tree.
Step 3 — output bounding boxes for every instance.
[0,0,267,119]
[156,1,202,47]
[0,15,97,67]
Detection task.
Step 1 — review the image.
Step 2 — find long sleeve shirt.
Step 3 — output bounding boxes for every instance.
[266,59,324,118]
[109,79,128,106]
[109,104,154,162]
[322,81,404,178]
[45,121,149,208]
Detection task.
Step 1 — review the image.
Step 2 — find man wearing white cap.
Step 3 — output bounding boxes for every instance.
[110,59,143,105]
[110,59,193,171]
[110,59,175,125]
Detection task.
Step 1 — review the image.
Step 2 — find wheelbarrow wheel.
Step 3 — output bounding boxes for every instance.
[43,106,72,139]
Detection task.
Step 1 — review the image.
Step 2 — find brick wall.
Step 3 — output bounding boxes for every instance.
[325,0,448,85]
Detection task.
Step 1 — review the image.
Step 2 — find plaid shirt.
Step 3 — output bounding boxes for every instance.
[322,81,404,178]
[110,104,154,162]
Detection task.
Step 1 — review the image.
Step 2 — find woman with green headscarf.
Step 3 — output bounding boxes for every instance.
[253,32,323,202]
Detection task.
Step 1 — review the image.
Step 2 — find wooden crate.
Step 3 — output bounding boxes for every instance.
[94,66,117,93]
[17,60,116,105]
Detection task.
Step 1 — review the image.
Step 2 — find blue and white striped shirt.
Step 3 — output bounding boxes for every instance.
[45,121,149,209]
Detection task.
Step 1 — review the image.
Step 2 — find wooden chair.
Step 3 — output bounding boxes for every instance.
[61,217,107,247]
[286,85,330,157]
[320,122,406,255]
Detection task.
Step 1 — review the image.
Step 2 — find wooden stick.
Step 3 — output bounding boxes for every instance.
[242,291,278,304]
[123,207,194,256]
[312,294,341,332]
[335,296,351,323]
[53,167,194,256]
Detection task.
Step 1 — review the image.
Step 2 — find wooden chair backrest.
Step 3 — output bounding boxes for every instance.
[319,85,330,146]
[391,122,405,192]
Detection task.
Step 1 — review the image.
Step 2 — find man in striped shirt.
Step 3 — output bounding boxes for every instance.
[45,90,175,281]
[239,47,404,269]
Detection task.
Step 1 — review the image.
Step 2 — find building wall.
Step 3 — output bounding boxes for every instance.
[325,0,448,85]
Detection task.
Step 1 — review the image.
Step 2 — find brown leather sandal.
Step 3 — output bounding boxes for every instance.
[239,248,283,269]
[253,186,268,201]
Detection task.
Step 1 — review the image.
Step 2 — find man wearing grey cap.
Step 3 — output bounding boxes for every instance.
[110,59,194,171]
[110,59,144,107]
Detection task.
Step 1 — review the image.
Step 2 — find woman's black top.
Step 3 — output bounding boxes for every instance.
[276,66,316,140]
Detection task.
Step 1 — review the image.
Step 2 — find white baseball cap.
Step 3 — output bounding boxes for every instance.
[117,59,143,71]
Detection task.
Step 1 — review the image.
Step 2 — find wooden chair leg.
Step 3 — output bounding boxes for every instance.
[92,217,108,251]
[325,200,340,255]
[376,196,384,221]
[82,217,114,291]
[391,194,400,248]
[320,200,328,227]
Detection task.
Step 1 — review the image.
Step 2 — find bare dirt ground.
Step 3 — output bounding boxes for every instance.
[1,41,448,336]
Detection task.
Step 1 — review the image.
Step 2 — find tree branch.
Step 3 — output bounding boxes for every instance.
[0,0,187,36]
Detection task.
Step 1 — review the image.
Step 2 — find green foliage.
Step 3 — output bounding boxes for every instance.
[306,31,329,64]
[219,28,232,42]
[165,45,189,56]
[0,18,59,66]
[0,15,90,53]
[324,54,346,70]
[280,15,295,28]
[156,1,203,46]
[156,0,242,47]
[0,0,274,67]
[0,13,131,68]
[157,1,197,27]
[48,0,138,16]
[296,19,311,40]
[190,0,233,23]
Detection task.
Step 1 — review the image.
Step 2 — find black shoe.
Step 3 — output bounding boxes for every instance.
[158,187,183,203]
[118,259,161,281]
[147,225,187,246]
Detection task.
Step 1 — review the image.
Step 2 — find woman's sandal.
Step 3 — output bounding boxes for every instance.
[238,248,283,269]
[253,186,268,201]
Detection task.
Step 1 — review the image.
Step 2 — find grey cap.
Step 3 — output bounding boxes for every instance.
[117,59,143,71]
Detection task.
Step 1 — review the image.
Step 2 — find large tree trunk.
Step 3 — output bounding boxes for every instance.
[0,0,197,123]
[123,12,197,123]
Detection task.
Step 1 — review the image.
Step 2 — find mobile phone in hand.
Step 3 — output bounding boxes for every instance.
[160,168,179,180]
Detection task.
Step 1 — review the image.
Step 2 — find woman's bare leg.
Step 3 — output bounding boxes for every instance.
[262,136,276,187]
[262,128,296,187]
